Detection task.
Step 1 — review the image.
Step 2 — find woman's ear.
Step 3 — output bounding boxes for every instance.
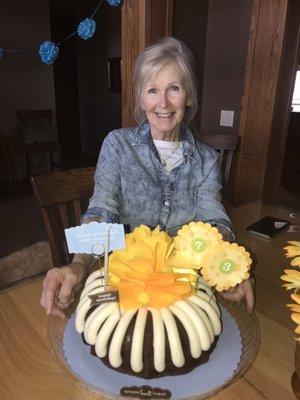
[186,99,191,107]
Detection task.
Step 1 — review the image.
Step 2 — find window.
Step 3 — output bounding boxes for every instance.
[291,70,300,112]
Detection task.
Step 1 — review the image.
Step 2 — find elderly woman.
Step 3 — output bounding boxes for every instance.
[41,37,254,319]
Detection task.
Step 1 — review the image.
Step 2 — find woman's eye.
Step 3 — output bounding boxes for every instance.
[148,88,157,94]
[170,85,180,92]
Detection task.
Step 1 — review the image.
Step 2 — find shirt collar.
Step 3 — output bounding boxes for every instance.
[132,119,196,159]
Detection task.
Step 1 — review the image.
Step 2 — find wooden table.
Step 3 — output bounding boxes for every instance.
[1,201,299,400]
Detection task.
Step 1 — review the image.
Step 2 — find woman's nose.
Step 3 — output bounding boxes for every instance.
[158,92,169,108]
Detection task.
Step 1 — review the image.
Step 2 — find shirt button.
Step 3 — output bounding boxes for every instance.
[164,201,170,207]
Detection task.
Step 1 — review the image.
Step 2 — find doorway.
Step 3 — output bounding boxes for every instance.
[263,0,300,212]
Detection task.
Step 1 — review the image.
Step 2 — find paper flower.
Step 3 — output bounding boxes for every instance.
[288,294,300,341]
[108,225,195,310]
[284,241,300,265]
[107,0,122,6]
[0,48,4,60]
[170,221,223,269]
[281,269,300,291]
[281,241,300,340]
[201,242,251,291]
[77,18,96,40]
[39,41,59,65]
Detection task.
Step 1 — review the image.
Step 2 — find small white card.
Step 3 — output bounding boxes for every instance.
[64,222,125,255]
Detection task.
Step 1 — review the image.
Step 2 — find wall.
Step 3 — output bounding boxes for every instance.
[49,0,80,148]
[173,0,209,131]
[76,1,121,155]
[200,0,252,136]
[0,1,56,136]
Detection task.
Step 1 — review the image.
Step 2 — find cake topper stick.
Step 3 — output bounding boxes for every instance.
[91,242,105,274]
[104,225,111,291]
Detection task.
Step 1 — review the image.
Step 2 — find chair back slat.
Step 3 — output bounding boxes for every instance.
[31,167,95,267]
[199,133,238,201]
[59,203,70,228]
[74,199,83,225]
[16,109,53,126]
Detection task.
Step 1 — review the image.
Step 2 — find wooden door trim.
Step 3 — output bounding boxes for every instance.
[233,0,289,204]
[121,0,173,128]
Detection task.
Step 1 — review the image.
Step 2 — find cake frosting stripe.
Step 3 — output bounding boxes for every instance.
[76,298,93,332]
[188,296,222,335]
[80,278,104,300]
[148,307,166,372]
[187,300,214,343]
[95,307,120,357]
[85,269,102,285]
[160,307,185,368]
[130,308,148,372]
[196,291,220,316]
[84,303,115,344]
[169,304,202,358]
[109,309,138,368]
[175,300,211,350]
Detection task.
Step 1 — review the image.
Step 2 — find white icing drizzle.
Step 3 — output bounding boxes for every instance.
[85,269,103,285]
[187,300,214,343]
[75,297,93,333]
[196,290,220,316]
[188,295,222,335]
[84,302,118,345]
[109,309,137,368]
[169,303,201,358]
[197,277,214,294]
[148,307,166,372]
[80,278,104,300]
[95,305,120,357]
[160,307,185,367]
[130,308,148,372]
[175,300,211,350]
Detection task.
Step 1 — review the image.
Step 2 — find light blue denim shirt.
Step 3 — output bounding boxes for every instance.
[82,120,235,239]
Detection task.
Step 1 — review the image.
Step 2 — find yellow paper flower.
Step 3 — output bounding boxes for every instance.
[108,226,195,310]
[284,241,300,259]
[291,257,300,267]
[170,221,223,269]
[281,269,300,291]
[200,242,251,291]
[281,242,300,341]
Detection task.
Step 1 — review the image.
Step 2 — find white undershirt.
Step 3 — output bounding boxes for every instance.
[153,139,183,173]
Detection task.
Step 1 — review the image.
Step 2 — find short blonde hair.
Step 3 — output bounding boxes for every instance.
[133,37,198,124]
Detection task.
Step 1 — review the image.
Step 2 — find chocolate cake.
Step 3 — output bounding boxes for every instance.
[75,270,222,379]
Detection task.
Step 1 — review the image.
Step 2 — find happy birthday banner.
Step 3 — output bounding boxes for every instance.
[0,0,122,65]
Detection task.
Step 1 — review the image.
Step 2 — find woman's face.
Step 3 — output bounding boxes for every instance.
[141,63,188,141]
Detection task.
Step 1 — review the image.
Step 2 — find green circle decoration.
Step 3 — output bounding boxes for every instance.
[191,237,207,253]
[219,259,235,274]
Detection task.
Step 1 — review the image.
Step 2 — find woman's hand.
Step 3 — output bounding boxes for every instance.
[40,263,85,319]
[219,278,255,313]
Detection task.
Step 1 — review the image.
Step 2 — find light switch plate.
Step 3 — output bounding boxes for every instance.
[220,110,234,127]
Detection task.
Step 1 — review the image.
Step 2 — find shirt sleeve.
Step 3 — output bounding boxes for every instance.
[81,132,121,223]
[195,149,235,242]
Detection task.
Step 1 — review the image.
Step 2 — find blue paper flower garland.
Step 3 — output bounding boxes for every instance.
[107,0,122,6]
[77,18,97,40]
[1,0,123,65]
[39,41,59,65]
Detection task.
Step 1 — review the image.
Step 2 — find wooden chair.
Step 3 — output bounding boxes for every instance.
[199,133,238,205]
[30,167,95,267]
[16,109,61,176]
[0,133,24,196]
